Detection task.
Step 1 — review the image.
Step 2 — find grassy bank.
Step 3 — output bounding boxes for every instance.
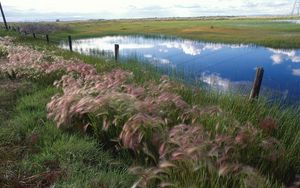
[13,17,300,49]
[0,34,300,188]
[0,62,136,187]
[1,86,130,187]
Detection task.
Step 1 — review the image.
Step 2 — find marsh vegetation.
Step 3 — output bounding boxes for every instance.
[1,17,300,187]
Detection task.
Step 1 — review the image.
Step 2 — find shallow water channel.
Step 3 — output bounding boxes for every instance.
[60,36,300,103]
[274,20,300,24]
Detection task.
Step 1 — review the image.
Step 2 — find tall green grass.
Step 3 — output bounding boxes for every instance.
[0,80,136,187]
[1,33,300,187]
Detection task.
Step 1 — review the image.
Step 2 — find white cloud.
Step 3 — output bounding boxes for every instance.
[2,0,294,21]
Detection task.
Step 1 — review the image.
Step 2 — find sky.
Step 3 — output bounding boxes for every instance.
[1,0,295,22]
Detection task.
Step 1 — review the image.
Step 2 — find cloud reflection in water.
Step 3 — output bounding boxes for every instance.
[292,69,300,77]
[269,49,300,64]
[200,72,230,91]
[59,35,300,101]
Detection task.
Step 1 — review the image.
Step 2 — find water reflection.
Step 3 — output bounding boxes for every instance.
[269,49,300,64]
[144,54,172,66]
[293,69,300,77]
[274,20,300,24]
[158,41,225,56]
[59,35,300,102]
[200,73,231,91]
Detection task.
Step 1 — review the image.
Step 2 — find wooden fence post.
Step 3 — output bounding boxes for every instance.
[114,44,119,61]
[33,33,36,38]
[249,67,264,100]
[46,34,49,44]
[0,2,8,30]
[68,35,73,52]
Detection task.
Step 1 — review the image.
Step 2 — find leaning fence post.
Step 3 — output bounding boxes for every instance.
[114,44,119,61]
[33,33,36,38]
[68,35,73,52]
[249,67,264,100]
[46,34,49,44]
[0,2,8,30]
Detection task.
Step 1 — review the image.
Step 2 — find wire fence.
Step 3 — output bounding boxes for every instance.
[1,24,69,44]
[1,24,273,102]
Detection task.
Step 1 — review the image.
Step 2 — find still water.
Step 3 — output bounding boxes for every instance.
[274,20,300,24]
[60,36,300,103]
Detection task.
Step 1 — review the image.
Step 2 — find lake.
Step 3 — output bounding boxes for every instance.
[59,36,300,103]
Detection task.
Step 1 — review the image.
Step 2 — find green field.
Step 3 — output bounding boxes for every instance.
[36,17,300,48]
[0,33,300,187]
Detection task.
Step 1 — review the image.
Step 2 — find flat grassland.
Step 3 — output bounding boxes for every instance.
[47,17,300,48]
[1,16,300,187]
